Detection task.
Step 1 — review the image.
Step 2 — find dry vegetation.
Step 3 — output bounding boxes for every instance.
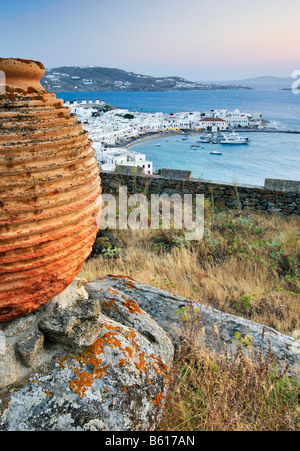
[80,202,300,431]
[157,342,299,431]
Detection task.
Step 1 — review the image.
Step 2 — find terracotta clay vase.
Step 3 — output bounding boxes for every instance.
[0,58,102,323]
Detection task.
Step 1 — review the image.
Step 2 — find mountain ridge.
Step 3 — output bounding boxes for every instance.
[42,66,251,92]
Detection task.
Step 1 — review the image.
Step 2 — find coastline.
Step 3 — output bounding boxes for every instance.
[124,131,187,149]
[122,128,300,149]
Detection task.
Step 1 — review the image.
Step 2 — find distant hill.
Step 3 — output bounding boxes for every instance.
[41,66,251,92]
[203,76,294,90]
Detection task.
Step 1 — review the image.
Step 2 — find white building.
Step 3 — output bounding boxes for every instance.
[100,148,153,175]
[226,109,249,127]
[249,112,263,127]
[202,109,227,119]
[199,117,228,130]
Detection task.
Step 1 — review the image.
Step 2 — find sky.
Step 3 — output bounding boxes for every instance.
[0,0,299,81]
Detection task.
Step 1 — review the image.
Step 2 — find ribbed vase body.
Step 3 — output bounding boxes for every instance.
[0,58,102,323]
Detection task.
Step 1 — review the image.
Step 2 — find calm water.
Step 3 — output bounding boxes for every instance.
[131,132,300,186]
[59,90,300,185]
[60,89,300,129]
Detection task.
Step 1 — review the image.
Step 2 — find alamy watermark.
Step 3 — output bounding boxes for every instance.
[0,331,6,355]
[291,70,300,95]
[99,187,204,241]
[0,70,6,94]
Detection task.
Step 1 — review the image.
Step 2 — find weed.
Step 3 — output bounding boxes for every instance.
[101,247,121,259]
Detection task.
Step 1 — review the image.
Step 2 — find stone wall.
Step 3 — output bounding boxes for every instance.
[100,170,300,216]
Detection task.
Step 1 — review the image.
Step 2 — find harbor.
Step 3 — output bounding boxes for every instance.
[128,130,300,185]
[66,98,300,185]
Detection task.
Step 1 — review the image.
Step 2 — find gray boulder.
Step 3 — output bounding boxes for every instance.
[1,274,299,431]
[87,276,300,373]
[0,280,174,431]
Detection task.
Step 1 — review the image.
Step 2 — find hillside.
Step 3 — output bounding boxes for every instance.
[41,66,250,92]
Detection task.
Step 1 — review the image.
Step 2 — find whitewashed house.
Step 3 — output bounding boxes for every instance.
[100,148,153,175]
[249,112,263,127]
[199,117,228,130]
[226,109,249,127]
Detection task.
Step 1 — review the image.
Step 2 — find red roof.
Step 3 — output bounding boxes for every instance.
[201,117,226,122]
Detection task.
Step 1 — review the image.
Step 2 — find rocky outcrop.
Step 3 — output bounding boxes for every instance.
[0,278,174,431]
[1,274,299,431]
[87,276,300,373]
[0,58,102,323]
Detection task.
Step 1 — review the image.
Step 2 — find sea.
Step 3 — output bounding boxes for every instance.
[59,89,300,186]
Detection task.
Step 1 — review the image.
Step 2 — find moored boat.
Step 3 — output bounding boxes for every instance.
[220,132,250,144]
[198,136,211,143]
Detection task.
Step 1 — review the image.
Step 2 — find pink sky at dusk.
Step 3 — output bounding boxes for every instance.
[0,0,299,80]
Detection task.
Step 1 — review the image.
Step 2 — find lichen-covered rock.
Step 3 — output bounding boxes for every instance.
[3,274,298,431]
[0,315,173,431]
[0,279,174,431]
[0,278,93,391]
[87,276,300,374]
[86,284,173,368]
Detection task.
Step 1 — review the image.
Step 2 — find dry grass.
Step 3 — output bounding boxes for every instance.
[157,342,299,431]
[81,208,300,335]
[80,206,300,431]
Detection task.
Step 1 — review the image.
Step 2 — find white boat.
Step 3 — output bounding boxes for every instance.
[210,150,223,155]
[198,136,211,143]
[220,132,250,144]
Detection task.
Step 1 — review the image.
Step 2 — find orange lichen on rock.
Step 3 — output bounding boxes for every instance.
[121,295,142,314]
[60,336,109,399]
[108,275,138,290]
[0,400,9,419]
[152,391,164,406]
[149,353,169,376]
[107,289,120,295]
[60,320,160,399]
[0,58,102,323]
[134,352,147,373]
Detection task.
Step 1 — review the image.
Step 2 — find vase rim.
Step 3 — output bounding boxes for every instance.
[0,58,45,92]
